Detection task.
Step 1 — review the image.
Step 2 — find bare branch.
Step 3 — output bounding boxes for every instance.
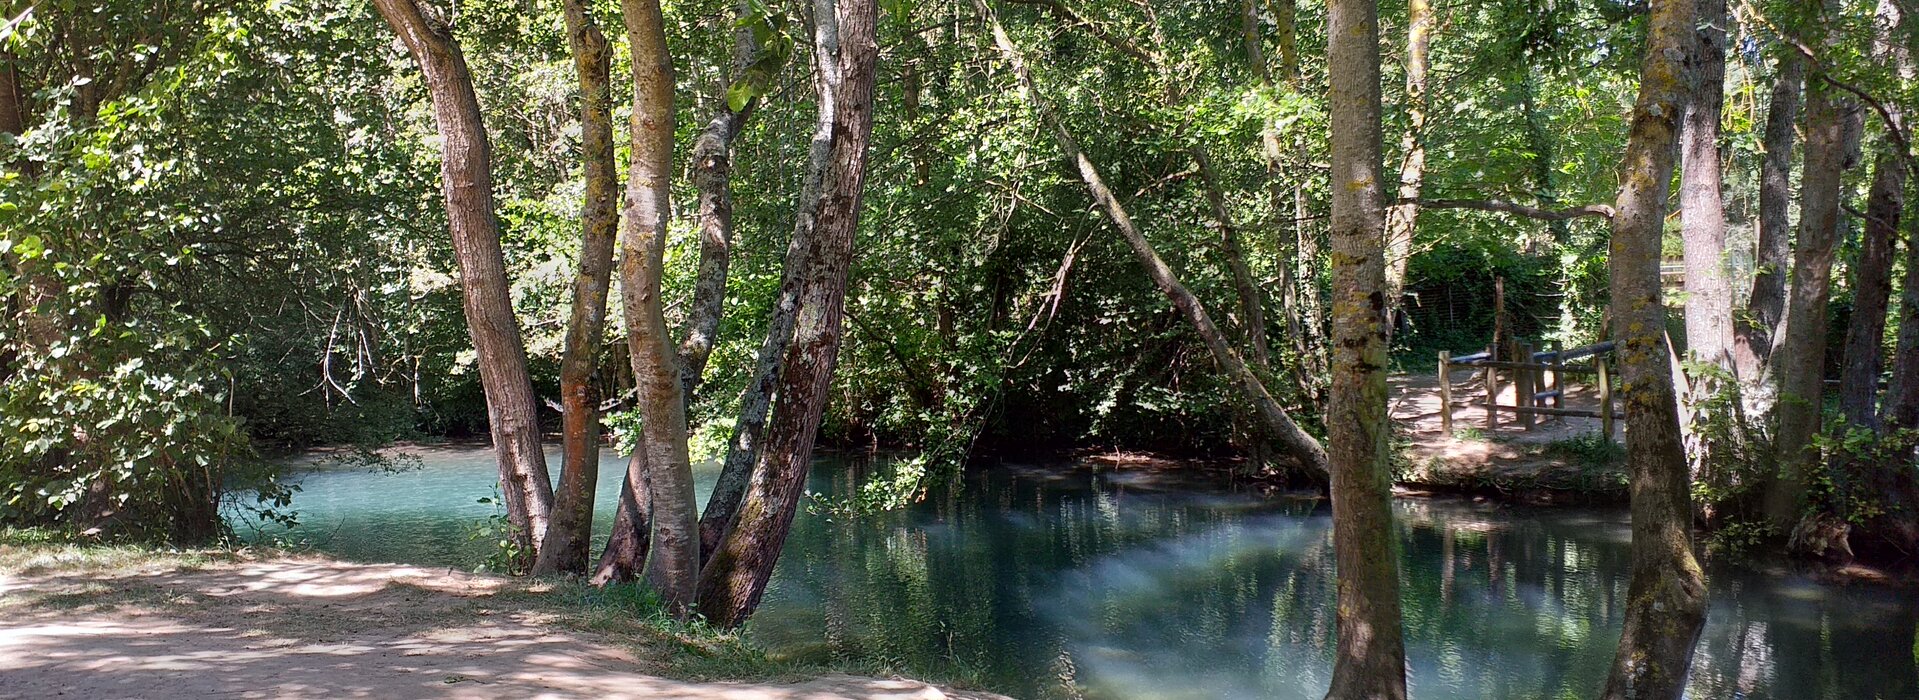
[1408,197,1615,221]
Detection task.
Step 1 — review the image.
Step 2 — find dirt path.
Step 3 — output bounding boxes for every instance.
[0,555,1010,700]
[1389,368,1626,499]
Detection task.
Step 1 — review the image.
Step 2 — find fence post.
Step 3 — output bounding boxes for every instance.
[1439,350,1453,436]
[1549,340,1563,417]
[1597,354,1614,443]
[1484,344,1498,432]
[1517,340,1536,430]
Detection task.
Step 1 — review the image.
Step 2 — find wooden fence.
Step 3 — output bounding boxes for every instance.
[1438,339,1621,442]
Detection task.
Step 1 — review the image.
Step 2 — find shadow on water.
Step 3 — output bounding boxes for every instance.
[241,449,1919,700]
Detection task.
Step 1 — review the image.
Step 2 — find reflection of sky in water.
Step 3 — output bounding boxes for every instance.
[238,449,1919,700]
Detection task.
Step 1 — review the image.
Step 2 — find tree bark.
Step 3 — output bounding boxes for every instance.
[1382,0,1432,329]
[975,0,1329,478]
[1323,0,1408,695]
[696,0,879,627]
[619,0,700,615]
[1739,52,1804,382]
[535,0,620,577]
[1765,56,1860,531]
[372,0,555,564]
[1599,0,1709,695]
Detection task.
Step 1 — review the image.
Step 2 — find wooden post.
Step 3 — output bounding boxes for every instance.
[1597,354,1614,443]
[1439,350,1453,436]
[1549,341,1563,417]
[1517,340,1536,430]
[1484,343,1498,432]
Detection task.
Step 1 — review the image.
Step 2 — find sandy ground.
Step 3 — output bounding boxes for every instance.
[0,556,1012,700]
[1389,368,1627,496]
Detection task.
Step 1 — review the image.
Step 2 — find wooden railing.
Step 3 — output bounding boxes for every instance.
[1437,339,1620,442]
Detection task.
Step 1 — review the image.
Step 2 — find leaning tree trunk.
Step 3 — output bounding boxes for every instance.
[679,1,769,401]
[1382,0,1432,331]
[619,0,700,615]
[372,0,555,564]
[1599,0,1709,696]
[535,0,619,577]
[1840,150,1903,430]
[1738,51,1803,386]
[1764,63,1860,532]
[974,0,1329,478]
[695,3,845,560]
[696,0,879,628]
[1323,0,1408,696]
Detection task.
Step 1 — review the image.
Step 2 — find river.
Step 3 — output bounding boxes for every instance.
[232,447,1915,699]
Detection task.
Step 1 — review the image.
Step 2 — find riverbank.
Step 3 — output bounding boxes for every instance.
[0,531,1011,700]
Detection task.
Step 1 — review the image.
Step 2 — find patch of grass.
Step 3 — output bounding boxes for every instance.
[0,527,236,577]
[1540,433,1626,469]
[1451,426,1488,441]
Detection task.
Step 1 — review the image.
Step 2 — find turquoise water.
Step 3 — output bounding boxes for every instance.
[235,448,1917,699]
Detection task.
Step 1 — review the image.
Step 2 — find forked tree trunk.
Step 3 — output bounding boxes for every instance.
[1840,151,1903,430]
[535,0,619,577]
[975,0,1329,478]
[1765,63,1860,531]
[1323,0,1408,695]
[696,1,847,560]
[1382,0,1432,329]
[696,0,879,627]
[372,0,555,564]
[1599,0,1708,695]
[619,0,700,615]
[1738,52,1804,383]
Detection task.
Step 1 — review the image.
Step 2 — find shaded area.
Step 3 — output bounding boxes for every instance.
[0,558,1006,700]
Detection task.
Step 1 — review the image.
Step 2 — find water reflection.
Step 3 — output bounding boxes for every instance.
[244,450,1917,699]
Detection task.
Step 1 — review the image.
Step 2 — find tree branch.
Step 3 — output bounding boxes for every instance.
[1407,197,1615,221]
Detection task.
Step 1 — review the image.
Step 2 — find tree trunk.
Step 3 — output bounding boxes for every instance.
[1382,0,1431,329]
[1887,197,1919,431]
[618,0,700,615]
[975,0,1329,478]
[1679,0,1734,374]
[1677,0,1735,484]
[1323,0,1408,695]
[678,2,766,401]
[1599,0,1709,695]
[696,0,879,627]
[1765,62,1860,531]
[1739,52,1804,382]
[1243,0,1324,405]
[534,0,619,577]
[696,0,848,560]
[592,452,651,585]
[1840,151,1903,430]
[372,0,554,565]
[1192,148,1272,369]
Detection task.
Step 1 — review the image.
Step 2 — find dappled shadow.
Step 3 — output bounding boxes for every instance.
[0,559,1007,700]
